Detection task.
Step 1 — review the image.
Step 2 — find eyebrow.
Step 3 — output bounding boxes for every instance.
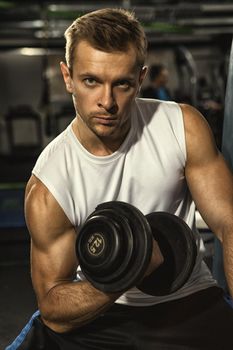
[78,72,136,83]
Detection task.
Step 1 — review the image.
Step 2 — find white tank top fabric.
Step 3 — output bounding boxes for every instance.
[32,98,217,306]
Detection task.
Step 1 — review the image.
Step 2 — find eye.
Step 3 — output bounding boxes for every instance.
[116,80,131,89]
[83,78,97,87]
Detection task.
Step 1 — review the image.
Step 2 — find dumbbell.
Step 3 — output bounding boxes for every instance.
[76,201,197,296]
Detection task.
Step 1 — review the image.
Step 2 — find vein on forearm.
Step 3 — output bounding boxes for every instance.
[40,280,118,328]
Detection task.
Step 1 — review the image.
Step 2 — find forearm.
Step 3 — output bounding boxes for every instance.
[40,280,121,333]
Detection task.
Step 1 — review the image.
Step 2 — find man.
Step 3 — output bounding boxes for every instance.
[7,8,233,350]
[141,64,172,100]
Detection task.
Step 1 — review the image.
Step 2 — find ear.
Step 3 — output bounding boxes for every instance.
[139,66,148,86]
[60,61,74,93]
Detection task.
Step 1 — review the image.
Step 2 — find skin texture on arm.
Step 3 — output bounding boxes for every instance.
[181,104,233,296]
[25,175,121,333]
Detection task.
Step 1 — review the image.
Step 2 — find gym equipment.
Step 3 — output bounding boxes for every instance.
[76,201,197,296]
[4,105,43,158]
[139,212,197,295]
[54,104,75,135]
[77,201,153,293]
[175,46,198,107]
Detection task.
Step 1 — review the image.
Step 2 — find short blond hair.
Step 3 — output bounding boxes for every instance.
[64,8,147,74]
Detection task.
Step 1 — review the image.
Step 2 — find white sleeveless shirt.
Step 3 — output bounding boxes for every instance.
[33,98,216,306]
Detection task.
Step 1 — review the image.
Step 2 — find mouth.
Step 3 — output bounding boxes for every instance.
[93,115,117,125]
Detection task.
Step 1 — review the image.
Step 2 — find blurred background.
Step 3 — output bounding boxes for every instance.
[0,0,233,348]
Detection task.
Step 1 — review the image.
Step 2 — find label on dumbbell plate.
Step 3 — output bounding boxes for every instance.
[87,233,105,257]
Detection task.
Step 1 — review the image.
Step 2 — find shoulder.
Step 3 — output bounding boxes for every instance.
[33,126,73,176]
[135,98,182,121]
[180,103,210,129]
[25,175,72,246]
[134,99,183,130]
[179,103,215,142]
[179,103,218,164]
[25,175,52,205]
[25,175,70,220]
[43,131,67,156]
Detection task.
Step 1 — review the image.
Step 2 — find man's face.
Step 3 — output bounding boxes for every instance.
[61,40,146,143]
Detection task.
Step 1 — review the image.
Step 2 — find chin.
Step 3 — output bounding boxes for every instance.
[94,125,117,137]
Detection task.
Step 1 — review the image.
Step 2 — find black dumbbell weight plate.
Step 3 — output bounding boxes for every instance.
[77,214,126,277]
[138,212,197,296]
[76,201,153,293]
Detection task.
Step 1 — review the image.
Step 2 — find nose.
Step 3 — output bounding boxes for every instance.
[97,85,117,113]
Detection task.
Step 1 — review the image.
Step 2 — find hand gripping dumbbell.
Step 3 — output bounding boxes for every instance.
[76,201,197,296]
